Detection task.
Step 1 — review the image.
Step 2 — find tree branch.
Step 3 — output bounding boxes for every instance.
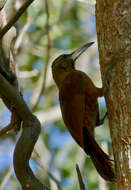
[0,2,50,189]
[33,157,63,190]
[0,0,36,39]
[0,6,21,134]
[14,116,49,190]
[96,0,131,189]
[31,0,51,111]
[0,166,13,190]
[76,164,86,190]
[0,109,21,136]
[0,73,49,190]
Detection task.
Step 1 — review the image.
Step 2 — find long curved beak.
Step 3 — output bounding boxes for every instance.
[70,42,94,61]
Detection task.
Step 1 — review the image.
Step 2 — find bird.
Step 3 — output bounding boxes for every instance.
[52,42,115,182]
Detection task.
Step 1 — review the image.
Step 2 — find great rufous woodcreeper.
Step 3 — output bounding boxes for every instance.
[52,42,115,182]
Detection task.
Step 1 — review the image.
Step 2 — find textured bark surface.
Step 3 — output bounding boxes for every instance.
[96,1,131,190]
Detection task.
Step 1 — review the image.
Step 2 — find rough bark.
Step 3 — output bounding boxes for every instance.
[96,1,131,190]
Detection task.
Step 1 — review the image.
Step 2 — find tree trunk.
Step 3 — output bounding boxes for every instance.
[96,1,131,190]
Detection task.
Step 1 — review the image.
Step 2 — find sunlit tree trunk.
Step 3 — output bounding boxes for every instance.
[96,1,131,190]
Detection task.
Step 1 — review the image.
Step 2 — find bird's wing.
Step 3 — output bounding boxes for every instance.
[59,71,115,182]
[59,71,86,147]
[84,74,100,130]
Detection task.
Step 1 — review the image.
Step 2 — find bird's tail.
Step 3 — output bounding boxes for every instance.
[83,127,116,182]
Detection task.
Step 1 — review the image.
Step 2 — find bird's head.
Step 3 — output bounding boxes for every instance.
[52,42,94,87]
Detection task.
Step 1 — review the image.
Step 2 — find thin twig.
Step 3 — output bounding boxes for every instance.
[31,0,51,111]
[0,124,13,136]
[34,157,62,190]
[14,17,33,55]
[45,0,51,60]
[0,0,7,11]
[0,0,36,39]
[0,166,13,190]
[76,164,86,190]
[0,108,21,136]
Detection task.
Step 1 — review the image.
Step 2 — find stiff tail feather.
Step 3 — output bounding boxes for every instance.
[83,127,116,182]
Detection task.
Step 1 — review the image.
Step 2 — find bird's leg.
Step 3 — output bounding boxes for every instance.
[95,112,107,127]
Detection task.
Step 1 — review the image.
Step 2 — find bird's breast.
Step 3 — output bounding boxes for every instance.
[58,70,99,146]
